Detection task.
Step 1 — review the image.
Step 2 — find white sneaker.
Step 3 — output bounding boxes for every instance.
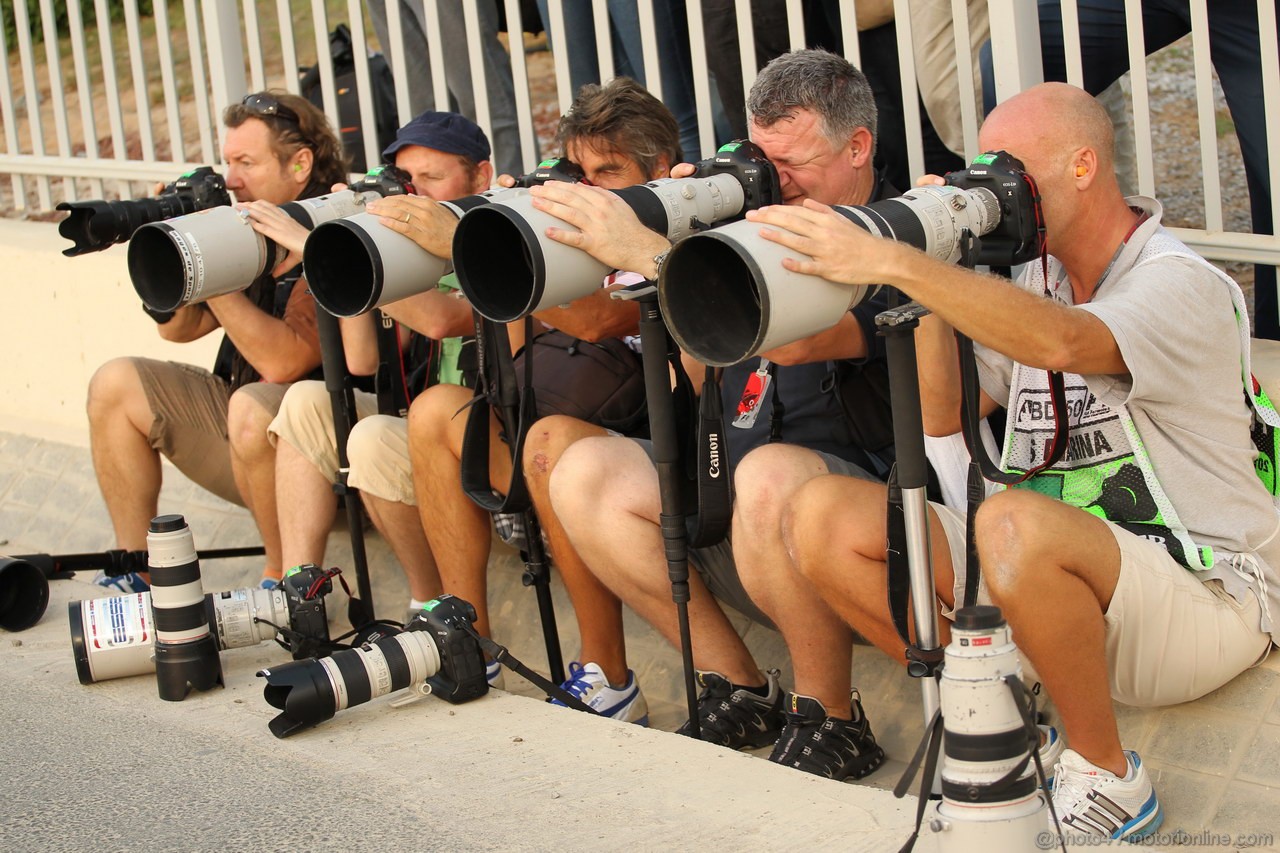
[1038,725,1064,782]
[551,661,648,725]
[1051,748,1163,841]
[485,660,505,691]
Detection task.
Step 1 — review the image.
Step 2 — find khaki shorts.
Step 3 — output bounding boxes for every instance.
[135,358,288,506]
[934,502,1271,707]
[268,381,412,504]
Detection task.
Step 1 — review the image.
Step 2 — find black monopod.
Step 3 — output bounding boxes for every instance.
[0,544,264,632]
[612,281,726,739]
[315,308,378,626]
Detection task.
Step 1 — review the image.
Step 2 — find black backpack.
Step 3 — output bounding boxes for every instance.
[299,23,399,173]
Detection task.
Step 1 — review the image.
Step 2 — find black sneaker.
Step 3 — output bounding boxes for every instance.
[768,690,886,780]
[675,669,785,750]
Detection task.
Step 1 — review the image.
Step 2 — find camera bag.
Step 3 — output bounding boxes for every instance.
[513,330,647,435]
[459,319,646,515]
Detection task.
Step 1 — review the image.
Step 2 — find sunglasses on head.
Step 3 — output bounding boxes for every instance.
[241,93,301,126]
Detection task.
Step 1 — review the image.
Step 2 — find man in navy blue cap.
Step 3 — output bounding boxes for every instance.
[232,111,494,613]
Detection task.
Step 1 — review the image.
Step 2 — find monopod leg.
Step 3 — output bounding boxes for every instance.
[318,310,376,625]
[635,287,701,739]
[880,307,943,724]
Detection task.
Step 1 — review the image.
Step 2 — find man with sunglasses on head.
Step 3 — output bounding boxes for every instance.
[86,91,348,593]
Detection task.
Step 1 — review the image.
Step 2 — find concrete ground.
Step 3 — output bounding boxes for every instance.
[2,430,1275,851]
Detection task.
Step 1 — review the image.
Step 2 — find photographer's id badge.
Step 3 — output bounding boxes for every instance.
[733,359,772,429]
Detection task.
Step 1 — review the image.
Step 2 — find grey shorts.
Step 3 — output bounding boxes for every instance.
[631,438,873,628]
[134,358,287,506]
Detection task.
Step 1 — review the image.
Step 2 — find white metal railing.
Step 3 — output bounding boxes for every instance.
[0,0,1274,270]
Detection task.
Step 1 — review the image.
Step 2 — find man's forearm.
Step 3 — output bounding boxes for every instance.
[205,291,321,383]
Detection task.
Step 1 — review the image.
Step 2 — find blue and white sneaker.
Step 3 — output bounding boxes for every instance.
[551,661,648,725]
[1039,724,1064,784]
[485,660,505,690]
[1052,748,1163,842]
[259,577,281,591]
[95,571,150,594]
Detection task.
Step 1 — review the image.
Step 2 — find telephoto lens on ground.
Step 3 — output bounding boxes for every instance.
[68,585,293,684]
[147,514,223,701]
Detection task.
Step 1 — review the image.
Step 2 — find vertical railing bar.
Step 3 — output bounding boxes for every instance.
[243,0,266,92]
[591,0,613,83]
[892,0,924,185]
[154,0,186,164]
[459,0,496,166]
[0,5,28,209]
[1259,0,1280,244]
[548,0,572,115]
[277,0,301,95]
[96,0,132,200]
[124,0,158,163]
[201,0,248,151]
[184,0,216,165]
[950,0,979,160]
[735,0,757,113]
[1123,0,1155,197]
[842,0,860,68]
[65,0,103,197]
[38,0,75,201]
[347,0,381,174]
[1188,0,1223,232]
[422,0,450,118]
[685,0,715,159]
[785,0,804,51]
[385,0,412,123]
[506,0,539,169]
[13,0,52,208]
[310,0,340,148]
[1060,0,1084,88]
[986,0,1044,103]
[637,1,662,101]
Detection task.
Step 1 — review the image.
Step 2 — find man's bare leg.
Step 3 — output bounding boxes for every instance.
[275,437,339,570]
[363,493,442,603]
[523,415,628,684]
[732,445,858,716]
[552,435,762,686]
[228,388,284,582]
[407,384,511,637]
[86,358,162,558]
[974,489,1126,776]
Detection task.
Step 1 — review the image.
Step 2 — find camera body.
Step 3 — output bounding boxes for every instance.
[278,563,334,660]
[412,594,489,704]
[56,166,232,257]
[513,157,586,188]
[346,163,415,198]
[691,140,781,212]
[945,151,1043,266]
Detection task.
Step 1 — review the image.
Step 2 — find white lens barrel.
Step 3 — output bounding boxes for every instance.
[210,587,288,650]
[305,212,452,317]
[318,629,443,712]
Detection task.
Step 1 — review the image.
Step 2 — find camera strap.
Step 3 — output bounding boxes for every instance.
[460,316,537,514]
[459,623,595,715]
[372,309,411,417]
[686,363,732,549]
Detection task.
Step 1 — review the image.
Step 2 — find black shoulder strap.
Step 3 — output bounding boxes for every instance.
[686,364,732,549]
[373,310,410,417]
[955,330,1069,607]
[459,316,538,514]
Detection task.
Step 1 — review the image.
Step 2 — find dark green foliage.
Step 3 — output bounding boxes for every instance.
[1,0,154,47]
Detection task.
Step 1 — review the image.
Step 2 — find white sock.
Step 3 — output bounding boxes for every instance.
[408,597,429,613]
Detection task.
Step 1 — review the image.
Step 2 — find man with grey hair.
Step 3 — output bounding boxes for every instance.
[521,49,897,779]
